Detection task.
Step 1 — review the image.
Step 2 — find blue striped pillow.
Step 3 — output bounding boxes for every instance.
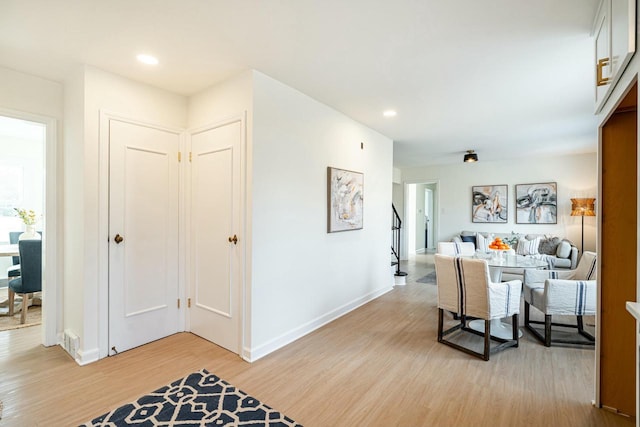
[516,237,540,255]
[476,233,493,253]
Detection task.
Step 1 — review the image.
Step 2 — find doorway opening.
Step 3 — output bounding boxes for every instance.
[0,112,56,341]
[404,181,439,258]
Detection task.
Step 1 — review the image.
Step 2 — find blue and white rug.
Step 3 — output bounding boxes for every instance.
[82,369,302,427]
[416,271,437,284]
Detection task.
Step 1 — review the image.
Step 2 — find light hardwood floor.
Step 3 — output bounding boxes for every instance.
[0,254,635,426]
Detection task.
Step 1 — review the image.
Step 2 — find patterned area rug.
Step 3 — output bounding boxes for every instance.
[416,271,437,284]
[0,287,41,331]
[82,369,303,427]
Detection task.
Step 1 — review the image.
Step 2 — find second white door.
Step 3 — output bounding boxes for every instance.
[189,118,242,354]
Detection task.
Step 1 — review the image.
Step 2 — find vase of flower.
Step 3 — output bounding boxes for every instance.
[19,224,41,241]
[14,208,41,240]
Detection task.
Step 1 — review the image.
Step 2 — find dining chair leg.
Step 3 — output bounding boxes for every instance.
[20,293,27,324]
[483,320,491,361]
[544,314,552,347]
[8,288,15,316]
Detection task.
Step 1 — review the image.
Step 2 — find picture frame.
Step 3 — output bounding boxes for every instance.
[515,182,557,224]
[327,167,363,232]
[472,184,508,223]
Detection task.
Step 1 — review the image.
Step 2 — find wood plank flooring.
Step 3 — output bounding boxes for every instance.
[0,254,634,426]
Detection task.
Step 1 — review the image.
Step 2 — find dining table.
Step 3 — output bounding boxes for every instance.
[0,243,20,316]
[468,252,549,339]
[0,244,19,257]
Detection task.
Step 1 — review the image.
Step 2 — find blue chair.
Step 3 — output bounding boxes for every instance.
[7,231,22,278]
[7,240,42,323]
[7,231,42,279]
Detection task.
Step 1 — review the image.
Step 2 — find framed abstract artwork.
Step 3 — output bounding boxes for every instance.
[472,184,508,223]
[327,167,363,232]
[515,182,557,224]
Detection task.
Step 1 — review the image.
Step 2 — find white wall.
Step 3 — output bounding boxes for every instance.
[0,67,63,119]
[402,152,597,251]
[64,66,187,363]
[250,71,393,359]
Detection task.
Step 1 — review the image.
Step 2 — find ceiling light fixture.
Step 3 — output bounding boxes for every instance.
[383,110,397,117]
[136,54,159,65]
[463,150,478,163]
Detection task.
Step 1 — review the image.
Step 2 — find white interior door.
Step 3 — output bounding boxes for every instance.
[108,118,180,355]
[425,188,434,250]
[189,119,242,354]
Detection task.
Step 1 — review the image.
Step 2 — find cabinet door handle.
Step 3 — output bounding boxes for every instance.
[228,234,238,245]
[597,57,611,87]
[114,234,124,244]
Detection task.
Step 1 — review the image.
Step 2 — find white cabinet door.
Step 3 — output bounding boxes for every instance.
[595,0,611,112]
[610,0,636,81]
[594,0,636,113]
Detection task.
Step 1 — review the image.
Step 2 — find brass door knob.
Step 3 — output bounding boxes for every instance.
[114,234,124,244]
[228,235,238,245]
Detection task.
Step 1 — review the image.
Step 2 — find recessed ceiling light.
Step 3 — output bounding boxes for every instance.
[383,110,397,117]
[136,54,159,65]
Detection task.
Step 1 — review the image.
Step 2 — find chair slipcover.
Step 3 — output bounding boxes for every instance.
[435,254,521,360]
[523,251,597,346]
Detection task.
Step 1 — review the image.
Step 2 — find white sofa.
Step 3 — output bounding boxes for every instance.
[452,231,579,282]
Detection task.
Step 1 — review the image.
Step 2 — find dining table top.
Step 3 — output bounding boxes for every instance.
[476,253,549,269]
[0,244,19,257]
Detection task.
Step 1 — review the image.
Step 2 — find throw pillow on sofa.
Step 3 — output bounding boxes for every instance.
[516,236,541,256]
[556,240,572,258]
[476,233,494,253]
[460,235,476,247]
[538,236,561,255]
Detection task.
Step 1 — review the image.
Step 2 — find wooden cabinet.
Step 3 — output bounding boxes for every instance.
[594,0,636,112]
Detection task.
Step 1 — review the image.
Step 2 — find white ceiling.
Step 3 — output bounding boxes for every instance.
[0,0,601,167]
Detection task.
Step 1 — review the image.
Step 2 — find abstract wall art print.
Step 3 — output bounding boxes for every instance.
[515,182,557,224]
[327,167,363,232]
[472,184,508,223]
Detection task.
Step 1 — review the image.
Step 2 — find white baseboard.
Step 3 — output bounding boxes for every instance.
[243,286,393,362]
[75,347,100,366]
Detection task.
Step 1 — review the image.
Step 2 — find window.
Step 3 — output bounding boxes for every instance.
[0,116,44,244]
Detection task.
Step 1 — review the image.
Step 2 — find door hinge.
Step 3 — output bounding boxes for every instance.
[188,298,191,308]
[178,152,182,162]
[189,152,192,162]
[177,298,180,309]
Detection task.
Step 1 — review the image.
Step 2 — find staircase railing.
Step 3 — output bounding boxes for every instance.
[392,204,406,277]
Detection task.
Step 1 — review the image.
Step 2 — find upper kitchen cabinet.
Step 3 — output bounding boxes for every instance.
[594,0,636,113]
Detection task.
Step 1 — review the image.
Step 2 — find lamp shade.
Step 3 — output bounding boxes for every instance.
[463,150,478,163]
[570,198,596,216]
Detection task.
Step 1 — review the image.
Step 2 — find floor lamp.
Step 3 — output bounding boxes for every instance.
[570,198,596,254]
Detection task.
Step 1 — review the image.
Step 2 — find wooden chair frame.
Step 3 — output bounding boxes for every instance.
[524,302,595,347]
[438,309,519,361]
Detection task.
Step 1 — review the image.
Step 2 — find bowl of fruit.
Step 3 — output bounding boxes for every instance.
[488,237,510,251]
[488,237,510,260]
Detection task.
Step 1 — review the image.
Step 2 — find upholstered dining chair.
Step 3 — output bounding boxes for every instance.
[523,251,597,347]
[7,231,22,279]
[435,254,521,361]
[7,240,42,324]
[436,241,476,256]
[7,231,42,279]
